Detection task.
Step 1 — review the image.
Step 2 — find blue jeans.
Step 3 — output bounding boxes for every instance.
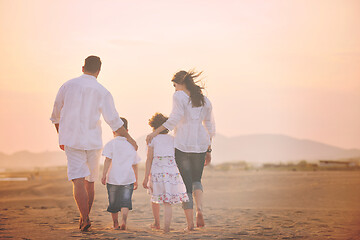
[106,183,134,213]
[175,149,206,210]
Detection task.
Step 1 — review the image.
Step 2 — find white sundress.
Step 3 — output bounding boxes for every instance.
[147,134,189,204]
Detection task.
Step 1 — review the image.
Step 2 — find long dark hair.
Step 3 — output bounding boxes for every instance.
[172,70,205,107]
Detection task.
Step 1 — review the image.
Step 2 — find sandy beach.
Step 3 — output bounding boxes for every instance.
[1,167,360,239]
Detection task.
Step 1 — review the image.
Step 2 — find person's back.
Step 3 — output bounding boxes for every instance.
[143,113,188,233]
[104,136,139,185]
[101,117,140,230]
[57,74,113,149]
[164,90,215,153]
[151,134,175,158]
[50,56,138,232]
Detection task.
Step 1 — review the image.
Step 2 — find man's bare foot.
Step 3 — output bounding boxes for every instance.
[120,223,126,230]
[80,217,91,232]
[79,217,83,229]
[196,212,205,227]
[150,223,160,230]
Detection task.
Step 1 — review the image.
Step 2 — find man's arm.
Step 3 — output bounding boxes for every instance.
[51,85,65,151]
[115,126,138,151]
[54,124,64,151]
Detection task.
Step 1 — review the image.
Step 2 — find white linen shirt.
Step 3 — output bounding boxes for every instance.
[163,91,216,153]
[50,74,123,150]
[102,136,141,185]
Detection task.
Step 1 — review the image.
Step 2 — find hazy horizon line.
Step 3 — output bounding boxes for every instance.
[1,132,359,155]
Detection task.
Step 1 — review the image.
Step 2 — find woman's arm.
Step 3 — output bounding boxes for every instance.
[146,126,166,144]
[101,157,112,185]
[143,146,154,189]
[203,100,216,139]
[146,92,184,144]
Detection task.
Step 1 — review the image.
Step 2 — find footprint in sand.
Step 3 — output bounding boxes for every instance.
[282,225,295,229]
[237,231,249,235]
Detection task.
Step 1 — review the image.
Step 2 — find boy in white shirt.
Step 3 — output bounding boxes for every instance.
[101,117,140,230]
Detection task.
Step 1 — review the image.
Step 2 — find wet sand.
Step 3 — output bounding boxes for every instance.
[1,167,360,239]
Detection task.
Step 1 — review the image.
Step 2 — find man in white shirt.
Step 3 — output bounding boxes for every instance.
[50,55,138,231]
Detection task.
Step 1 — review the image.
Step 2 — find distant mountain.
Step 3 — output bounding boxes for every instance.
[211,134,360,165]
[1,134,359,170]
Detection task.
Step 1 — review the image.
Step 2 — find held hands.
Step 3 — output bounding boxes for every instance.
[204,152,211,166]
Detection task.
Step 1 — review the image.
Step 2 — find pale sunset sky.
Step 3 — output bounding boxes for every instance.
[0,0,359,154]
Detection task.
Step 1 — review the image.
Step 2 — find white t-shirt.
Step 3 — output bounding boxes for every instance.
[148,134,175,157]
[163,90,216,153]
[50,74,123,150]
[102,136,141,185]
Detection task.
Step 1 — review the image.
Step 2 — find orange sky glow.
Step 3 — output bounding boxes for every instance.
[0,0,359,154]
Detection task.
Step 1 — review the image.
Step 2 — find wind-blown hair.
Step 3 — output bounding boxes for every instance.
[172,70,205,107]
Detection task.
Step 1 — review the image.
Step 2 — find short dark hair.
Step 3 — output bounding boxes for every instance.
[148,113,169,134]
[120,117,128,130]
[84,55,101,73]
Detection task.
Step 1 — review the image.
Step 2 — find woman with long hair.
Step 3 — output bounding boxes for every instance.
[146,70,215,231]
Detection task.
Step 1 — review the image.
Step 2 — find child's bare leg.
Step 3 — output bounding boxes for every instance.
[111,212,119,229]
[194,189,205,227]
[151,202,160,229]
[164,203,172,233]
[120,208,129,230]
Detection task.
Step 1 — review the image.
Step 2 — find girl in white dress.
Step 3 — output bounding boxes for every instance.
[143,113,189,233]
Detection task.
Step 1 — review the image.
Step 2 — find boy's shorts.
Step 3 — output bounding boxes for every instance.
[64,146,101,182]
[106,183,134,213]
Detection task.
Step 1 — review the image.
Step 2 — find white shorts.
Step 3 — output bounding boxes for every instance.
[64,146,102,182]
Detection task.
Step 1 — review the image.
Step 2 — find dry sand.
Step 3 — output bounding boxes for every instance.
[1,167,360,239]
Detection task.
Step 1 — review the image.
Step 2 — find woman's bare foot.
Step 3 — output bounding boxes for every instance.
[113,220,120,230]
[120,223,126,230]
[184,224,195,232]
[196,212,205,227]
[164,226,171,233]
